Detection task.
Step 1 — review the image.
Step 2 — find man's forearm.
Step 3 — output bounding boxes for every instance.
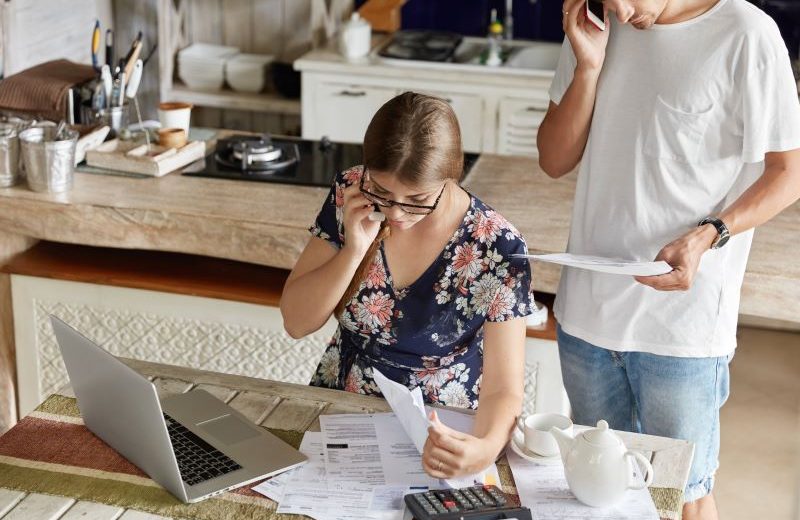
[719,151,800,236]
[537,66,602,178]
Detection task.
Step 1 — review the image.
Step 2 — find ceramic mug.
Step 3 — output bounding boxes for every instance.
[516,413,573,457]
[158,128,187,149]
[157,102,192,134]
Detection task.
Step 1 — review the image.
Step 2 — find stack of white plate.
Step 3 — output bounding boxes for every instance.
[226,54,274,93]
[178,43,240,91]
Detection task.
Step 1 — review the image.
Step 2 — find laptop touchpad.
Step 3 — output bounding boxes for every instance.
[199,414,260,445]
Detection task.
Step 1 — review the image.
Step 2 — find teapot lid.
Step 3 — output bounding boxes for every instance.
[344,12,370,29]
[582,420,622,447]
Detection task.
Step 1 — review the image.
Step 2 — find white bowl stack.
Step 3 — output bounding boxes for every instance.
[225,54,274,93]
[178,43,240,90]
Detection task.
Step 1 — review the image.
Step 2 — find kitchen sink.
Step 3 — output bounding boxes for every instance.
[376,36,562,76]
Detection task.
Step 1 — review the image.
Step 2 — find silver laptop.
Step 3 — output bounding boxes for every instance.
[51,316,307,503]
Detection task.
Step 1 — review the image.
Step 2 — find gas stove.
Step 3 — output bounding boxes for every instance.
[183,134,479,188]
[182,134,362,187]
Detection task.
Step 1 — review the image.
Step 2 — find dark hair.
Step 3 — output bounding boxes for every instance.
[334,92,464,316]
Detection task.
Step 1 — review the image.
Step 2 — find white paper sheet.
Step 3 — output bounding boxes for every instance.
[513,253,672,277]
[321,412,439,487]
[253,431,406,520]
[371,369,501,488]
[506,449,659,520]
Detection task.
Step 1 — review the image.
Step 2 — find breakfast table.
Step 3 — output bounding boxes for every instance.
[0,358,694,520]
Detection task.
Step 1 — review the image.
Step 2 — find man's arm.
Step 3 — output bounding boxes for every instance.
[635,148,800,291]
[537,0,609,178]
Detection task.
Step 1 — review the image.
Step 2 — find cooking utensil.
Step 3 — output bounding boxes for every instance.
[91,20,101,70]
[100,65,112,108]
[117,72,127,108]
[123,40,143,79]
[105,29,114,68]
[125,60,149,148]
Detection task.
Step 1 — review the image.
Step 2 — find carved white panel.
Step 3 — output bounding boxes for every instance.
[522,360,539,418]
[12,275,336,416]
[524,337,571,417]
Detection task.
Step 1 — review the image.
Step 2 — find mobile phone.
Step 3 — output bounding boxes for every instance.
[585,0,606,31]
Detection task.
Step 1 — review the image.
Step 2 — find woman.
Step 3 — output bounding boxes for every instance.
[280,92,532,479]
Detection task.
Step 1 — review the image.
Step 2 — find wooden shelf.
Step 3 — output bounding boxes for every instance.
[164,83,301,116]
[2,242,289,308]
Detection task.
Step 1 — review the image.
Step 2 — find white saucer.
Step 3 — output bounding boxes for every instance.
[508,430,562,465]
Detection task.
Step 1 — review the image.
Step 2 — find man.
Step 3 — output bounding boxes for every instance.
[537,0,800,518]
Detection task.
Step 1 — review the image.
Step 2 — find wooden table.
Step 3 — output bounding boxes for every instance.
[0,359,694,520]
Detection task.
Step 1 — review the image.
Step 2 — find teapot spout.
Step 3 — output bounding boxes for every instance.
[549,424,574,465]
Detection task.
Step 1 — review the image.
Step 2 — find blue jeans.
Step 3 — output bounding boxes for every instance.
[556,325,732,503]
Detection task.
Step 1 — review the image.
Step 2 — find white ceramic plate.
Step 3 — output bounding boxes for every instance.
[508,429,562,465]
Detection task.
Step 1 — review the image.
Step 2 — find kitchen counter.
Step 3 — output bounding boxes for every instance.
[294,36,556,89]
[0,153,796,321]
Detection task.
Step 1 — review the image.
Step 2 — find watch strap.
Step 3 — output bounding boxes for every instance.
[698,217,730,249]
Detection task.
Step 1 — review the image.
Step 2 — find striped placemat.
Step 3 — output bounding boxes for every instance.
[0,394,683,519]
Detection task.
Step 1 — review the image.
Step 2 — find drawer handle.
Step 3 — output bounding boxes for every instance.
[337,90,367,97]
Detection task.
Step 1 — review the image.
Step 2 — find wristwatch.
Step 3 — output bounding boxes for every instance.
[698,217,730,249]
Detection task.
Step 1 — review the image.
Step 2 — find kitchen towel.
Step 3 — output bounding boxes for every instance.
[0,59,96,121]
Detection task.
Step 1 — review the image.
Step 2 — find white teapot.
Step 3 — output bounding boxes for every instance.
[550,420,654,508]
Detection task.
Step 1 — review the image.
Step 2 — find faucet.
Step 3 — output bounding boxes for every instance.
[505,0,514,40]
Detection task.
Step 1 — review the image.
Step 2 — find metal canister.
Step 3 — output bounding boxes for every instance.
[0,123,20,187]
[19,126,79,193]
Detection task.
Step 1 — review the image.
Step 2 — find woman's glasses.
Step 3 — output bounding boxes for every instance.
[359,172,445,216]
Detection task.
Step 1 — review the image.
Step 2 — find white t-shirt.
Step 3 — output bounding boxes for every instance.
[549,0,800,357]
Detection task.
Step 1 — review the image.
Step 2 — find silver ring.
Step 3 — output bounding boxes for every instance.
[564,11,569,15]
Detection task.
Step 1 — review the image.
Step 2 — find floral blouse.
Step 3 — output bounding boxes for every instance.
[308,166,532,409]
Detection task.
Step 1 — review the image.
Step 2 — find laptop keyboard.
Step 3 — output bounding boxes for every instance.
[164,414,243,486]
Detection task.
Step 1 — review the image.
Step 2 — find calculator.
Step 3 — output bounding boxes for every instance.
[404,484,532,520]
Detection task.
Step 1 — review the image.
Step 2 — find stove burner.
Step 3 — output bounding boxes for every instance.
[215,135,299,173]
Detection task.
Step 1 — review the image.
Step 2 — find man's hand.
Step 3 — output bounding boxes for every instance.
[421,411,499,479]
[562,0,610,73]
[634,225,718,291]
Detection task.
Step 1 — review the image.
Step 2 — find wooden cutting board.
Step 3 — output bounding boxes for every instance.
[85,138,206,177]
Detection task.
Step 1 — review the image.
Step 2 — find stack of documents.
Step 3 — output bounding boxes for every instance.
[253,369,499,519]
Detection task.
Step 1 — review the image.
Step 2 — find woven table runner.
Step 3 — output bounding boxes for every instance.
[0,394,683,519]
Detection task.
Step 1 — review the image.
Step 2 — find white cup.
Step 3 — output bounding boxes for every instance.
[516,413,573,457]
[158,102,192,134]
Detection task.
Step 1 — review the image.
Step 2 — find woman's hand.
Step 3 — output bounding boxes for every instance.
[341,182,381,258]
[562,0,610,74]
[421,411,502,479]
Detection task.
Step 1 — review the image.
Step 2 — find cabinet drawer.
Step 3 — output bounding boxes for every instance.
[313,83,397,143]
[497,97,548,157]
[412,90,484,153]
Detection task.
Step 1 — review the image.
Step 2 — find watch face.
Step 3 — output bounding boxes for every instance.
[714,234,730,249]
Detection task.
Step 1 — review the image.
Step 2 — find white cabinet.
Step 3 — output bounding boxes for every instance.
[310,82,398,143]
[412,89,485,153]
[497,96,549,157]
[298,59,554,156]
